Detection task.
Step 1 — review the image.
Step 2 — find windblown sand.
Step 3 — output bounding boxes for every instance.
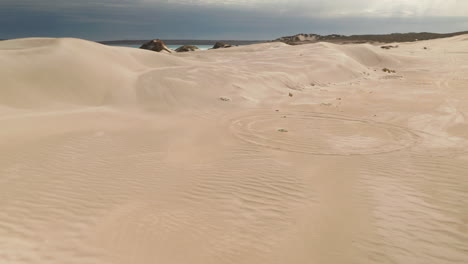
[1,36,468,264]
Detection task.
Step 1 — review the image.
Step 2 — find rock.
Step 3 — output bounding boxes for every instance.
[276,34,320,44]
[278,129,288,133]
[381,45,398,49]
[219,97,231,102]
[140,39,172,53]
[175,45,199,52]
[289,92,293,97]
[212,42,232,49]
[382,68,396,73]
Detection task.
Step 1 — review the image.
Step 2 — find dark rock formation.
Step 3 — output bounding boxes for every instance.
[140,39,172,53]
[212,42,232,49]
[175,45,199,52]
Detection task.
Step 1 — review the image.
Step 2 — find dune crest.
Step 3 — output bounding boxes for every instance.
[0,38,389,108]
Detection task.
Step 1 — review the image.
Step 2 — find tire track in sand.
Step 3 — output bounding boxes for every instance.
[227,109,420,156]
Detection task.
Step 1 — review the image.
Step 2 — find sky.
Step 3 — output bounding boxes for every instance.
[1,0,467,40]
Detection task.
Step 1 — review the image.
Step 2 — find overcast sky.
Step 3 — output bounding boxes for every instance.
[1,0,467,40]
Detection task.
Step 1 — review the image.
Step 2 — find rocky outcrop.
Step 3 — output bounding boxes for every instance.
[175,45,199,52]
[276,34,320,43]
[140,39,172,53]
[212,42,232,49]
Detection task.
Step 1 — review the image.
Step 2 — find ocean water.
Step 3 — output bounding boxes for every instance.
[109,44,213,50]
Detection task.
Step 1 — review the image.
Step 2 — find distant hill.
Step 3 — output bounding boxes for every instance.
[276,31,468,45]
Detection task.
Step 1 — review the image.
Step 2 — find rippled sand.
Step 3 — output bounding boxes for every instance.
[1,36,467,263]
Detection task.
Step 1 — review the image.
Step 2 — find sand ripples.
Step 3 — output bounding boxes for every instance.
[228,110,419,156]
[356,154,468,264]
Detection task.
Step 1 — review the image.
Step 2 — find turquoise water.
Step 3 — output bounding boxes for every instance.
[109,44,213,50]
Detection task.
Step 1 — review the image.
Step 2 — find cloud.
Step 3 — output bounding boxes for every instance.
[136,0,468,17]
[3,0,468,16]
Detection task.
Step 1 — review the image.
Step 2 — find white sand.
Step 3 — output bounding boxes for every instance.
[1,36,468,264]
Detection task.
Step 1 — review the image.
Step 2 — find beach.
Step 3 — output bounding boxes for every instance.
[1,36,468,264]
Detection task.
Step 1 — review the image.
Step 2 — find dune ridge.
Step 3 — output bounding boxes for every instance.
[0,35,467,264]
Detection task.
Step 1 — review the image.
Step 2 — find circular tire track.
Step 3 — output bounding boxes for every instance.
[228,110,420,156]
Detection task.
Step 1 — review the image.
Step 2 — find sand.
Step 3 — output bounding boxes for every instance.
[1,36,468,264]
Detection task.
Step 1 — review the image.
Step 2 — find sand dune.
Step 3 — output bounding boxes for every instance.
[1,36,467,264]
